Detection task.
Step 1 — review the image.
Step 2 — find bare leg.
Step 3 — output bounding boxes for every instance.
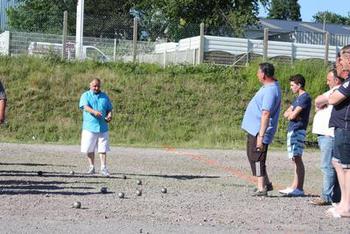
[87,152,95,167]
[333,160,345,209]
[291,156,305,190]
[99,153,107,168]
[257,176,265,191]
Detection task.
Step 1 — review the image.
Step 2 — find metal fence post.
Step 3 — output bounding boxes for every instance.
[62,11,68,60]
[132,18,138,63]
[198,22,205,64]
[263,28,268,62]
[324,32,330,66]
[113,38,117,62]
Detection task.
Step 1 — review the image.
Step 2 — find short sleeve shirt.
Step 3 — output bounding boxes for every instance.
[287,92,312,131]
[241,81,282,144]
[79,90,112,133]
[0,81,6,100]
[329,76,350,130]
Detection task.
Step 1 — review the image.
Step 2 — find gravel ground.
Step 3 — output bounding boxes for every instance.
[0,143,349,233]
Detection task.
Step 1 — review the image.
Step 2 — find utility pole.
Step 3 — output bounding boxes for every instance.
[75,0,84,60]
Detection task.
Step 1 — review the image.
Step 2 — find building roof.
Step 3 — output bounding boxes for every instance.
[257,18,350,35]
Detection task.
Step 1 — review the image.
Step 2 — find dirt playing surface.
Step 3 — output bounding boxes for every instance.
[0,143,349,233]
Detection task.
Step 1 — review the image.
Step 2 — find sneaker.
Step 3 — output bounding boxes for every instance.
[310,198,332,206]
[286,188,304,197]
[100,167,110,177]
[251,188,268,197]
[87,165,95,174]
[279,187,294,194]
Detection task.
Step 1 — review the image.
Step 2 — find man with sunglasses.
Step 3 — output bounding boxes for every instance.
[328,45,350,217]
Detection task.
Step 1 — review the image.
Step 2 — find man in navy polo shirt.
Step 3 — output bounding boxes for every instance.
[328,45,350,218]
[242,62,282,196]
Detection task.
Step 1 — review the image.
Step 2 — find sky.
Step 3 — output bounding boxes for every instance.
[259,0,350,22]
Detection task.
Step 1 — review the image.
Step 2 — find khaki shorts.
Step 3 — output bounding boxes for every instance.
[81,130,110,153]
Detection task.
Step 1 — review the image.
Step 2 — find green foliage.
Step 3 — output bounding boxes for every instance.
[0,56,328,148]
[137,0,269,40]
[267,0,301,21]
[312,11,350,25]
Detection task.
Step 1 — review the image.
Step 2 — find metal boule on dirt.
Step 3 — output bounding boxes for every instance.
[136,189,142,196]
[161,187,167,194]
[73,201,81,209]
[69,170,75,175]
[100,187,108,194]
[118,192,125,198]
[122,175,127,179]
[136,179,142,185]
[37,171,43,176]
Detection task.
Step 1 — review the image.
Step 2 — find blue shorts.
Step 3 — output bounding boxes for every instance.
[287,129,306,159]
[333,128,350,168]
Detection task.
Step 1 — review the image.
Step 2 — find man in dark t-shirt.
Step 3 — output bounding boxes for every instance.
[280,74,311,197]
[328,45,350,218]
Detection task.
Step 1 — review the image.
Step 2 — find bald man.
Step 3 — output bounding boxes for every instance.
[79,78,112,176]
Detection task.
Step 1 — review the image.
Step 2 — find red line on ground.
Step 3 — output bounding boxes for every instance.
[163,145,319,196]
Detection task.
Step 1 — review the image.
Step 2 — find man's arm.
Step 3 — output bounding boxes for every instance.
[329,90,347,105]
[285,106,303,121]
[0,99,6,124]
[83,105,102,117]
[283,106,293,118]
[315,94,329,110]
[256,110,270,150]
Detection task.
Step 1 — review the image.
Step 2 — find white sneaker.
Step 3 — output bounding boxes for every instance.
[100,167,110,177]
[279,187,293,194]
[87,165,95,174]
[286,188,304,197]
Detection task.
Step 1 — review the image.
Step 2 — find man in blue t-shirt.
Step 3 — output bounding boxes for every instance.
[280,74,311,197]
[242,62,282,196]
[79,78,113,176]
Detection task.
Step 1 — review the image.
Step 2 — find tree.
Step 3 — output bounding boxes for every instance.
[137,0,269,41]
[267,0,301,21]
[312,11,350,25]
[7,0,76,34]
[7,0,139,37]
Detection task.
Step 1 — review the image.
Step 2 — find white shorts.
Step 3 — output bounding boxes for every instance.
[81,130,110,153]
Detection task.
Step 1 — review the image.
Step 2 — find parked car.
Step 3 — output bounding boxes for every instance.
[28,42,110,62]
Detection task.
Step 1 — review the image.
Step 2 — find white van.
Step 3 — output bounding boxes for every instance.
[28,42,110,62]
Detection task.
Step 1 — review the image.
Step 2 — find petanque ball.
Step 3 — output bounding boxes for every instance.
[122,175,127,180]
[136,179,142,185]
[73,201,81,209]
[118,192,125,198]
[37,171,43,176]
[69,171,75,175]
[100,187,108,194]
[136,189,142,196]
[161,187,167,194]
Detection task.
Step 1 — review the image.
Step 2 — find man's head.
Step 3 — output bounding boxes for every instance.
[327,69,342,89]
[336,45,350,79]
[90,78,101,94]
[257,62,275,83]
[289,74,305,94]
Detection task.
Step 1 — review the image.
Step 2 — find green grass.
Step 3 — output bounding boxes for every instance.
[0,56,329,148]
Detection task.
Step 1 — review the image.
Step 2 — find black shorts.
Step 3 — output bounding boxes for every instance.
[246,133,269,176]
[333,128,350,168]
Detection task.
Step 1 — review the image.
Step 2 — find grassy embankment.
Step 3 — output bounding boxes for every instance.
[0,56,328,149]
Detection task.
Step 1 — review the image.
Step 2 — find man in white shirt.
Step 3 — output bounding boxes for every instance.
[310,69,342,205]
